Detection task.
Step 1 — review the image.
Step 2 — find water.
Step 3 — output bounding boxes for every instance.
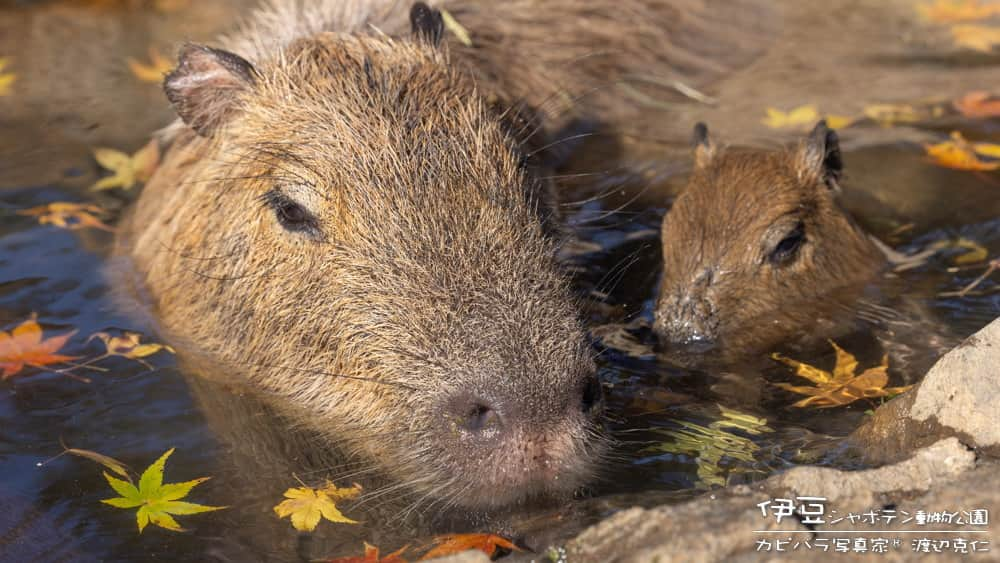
[1,1,999,561]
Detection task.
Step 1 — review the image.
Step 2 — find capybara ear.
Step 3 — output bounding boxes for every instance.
[164,43,257,137]
[692,122,716,169]
[410,2,444,46]
[796,120,843,190]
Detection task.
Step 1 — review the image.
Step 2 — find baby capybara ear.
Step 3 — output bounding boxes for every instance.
[410,2,445,46]
[796,120,844,190]
[164,43,257,137]
[692,122,717,169]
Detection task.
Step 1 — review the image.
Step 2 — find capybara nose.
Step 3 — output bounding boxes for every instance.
[654,293,720,350]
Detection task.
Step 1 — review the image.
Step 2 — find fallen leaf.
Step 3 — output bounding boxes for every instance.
[420,533,520,560]
[0,57,15,96]
[18,202,115,231]
[924,131,1000,171]
[919,0,1000,23]
[954,91,1000,117]
[771,341,913,408]
[101,448,224,532]
[90,140,160,191]
[274,481,361,532]
[951,24,1000,51]
[441,9,472,46]
[862,103,945,125]
[127,47,174,83]
[324,543,409,563]
[87,331,174,369]
[0,316,78,380]
[930,237,990,264]
[761,105,819,129]
[64,446,132,481]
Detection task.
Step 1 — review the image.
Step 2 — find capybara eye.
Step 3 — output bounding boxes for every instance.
[261,189,319,235]
[769,222,806,265]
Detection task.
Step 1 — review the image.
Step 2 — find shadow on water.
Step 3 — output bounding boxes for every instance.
[0,0,999,561]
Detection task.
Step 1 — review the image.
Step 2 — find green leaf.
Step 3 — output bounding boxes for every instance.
[102,497,144,509]
[156,500,225,515]
[103,472,139,501]
[158,478,210,501]
[138,448,173,497]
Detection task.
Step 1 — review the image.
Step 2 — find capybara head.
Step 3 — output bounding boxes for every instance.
[127,9,604,510]
[654,121,885,359]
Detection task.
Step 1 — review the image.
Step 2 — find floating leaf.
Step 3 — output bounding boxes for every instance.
[0,316,78,380]
[63,444,132,481]
[127,47,174,83]
[441,9,472,46]
[90,140,160,191]
[18,202,115,232]
[0,57,14,96]
[273,481,361,532]
[930,237,990,264]
[954,91,1000,118]
[420,534,520,560]
[862,103,945,126]
[87,331,174,369]
[919,0,1000,23]
[324,543,409,563]
[951,24,1000,51]
[924,131,1000,171]
[101,448,224,532]
[771,341,913,408]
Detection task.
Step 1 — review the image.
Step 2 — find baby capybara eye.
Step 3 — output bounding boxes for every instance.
[769,222,806,265]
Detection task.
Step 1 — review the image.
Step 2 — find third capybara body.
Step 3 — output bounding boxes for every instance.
[119,0,774,510]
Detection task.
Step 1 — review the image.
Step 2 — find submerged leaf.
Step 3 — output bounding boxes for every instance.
[87,331,174,369]
[772,342,913,408]
[931,237,990,264]
[63,444,131,480]
[273,481,361,532]
[18,202,114,232]
[101,447,224,533]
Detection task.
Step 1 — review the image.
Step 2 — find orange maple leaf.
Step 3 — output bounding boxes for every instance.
[924,131,1000,171]
[0,317,78,379]
[954,91,1000,118]
[324,542,409,563]
[420,533,521,560]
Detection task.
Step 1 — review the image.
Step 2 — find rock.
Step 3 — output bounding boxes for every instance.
[564,439,981,562]
[851,316,1000,464]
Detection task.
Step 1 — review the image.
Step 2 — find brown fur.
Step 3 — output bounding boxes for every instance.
[120,0,773,510]
[655,123,887,360]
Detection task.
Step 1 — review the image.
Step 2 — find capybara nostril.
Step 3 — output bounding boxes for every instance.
[461,402,502,435]
[581,374,604,416]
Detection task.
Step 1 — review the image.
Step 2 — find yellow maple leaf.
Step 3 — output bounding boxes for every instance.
[930,237,990,264]
[919,0,1000,23]
[273,481,361,532]
[924,131,1000,171]
[87,331,175,370]
[762,105,852,130]
[441,9,473,46]
[0,57,15,96]
[18,202,114,232]
[127,47,174,83]
[951,24,1000,51]
[771,341,913,408]
[90,140,160,191]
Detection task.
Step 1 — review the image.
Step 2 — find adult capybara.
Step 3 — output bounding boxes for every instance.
[118,0,773,510]
[655,121,887,360]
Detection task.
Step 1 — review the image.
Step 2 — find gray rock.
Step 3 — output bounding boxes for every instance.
[851,316,1000,464]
